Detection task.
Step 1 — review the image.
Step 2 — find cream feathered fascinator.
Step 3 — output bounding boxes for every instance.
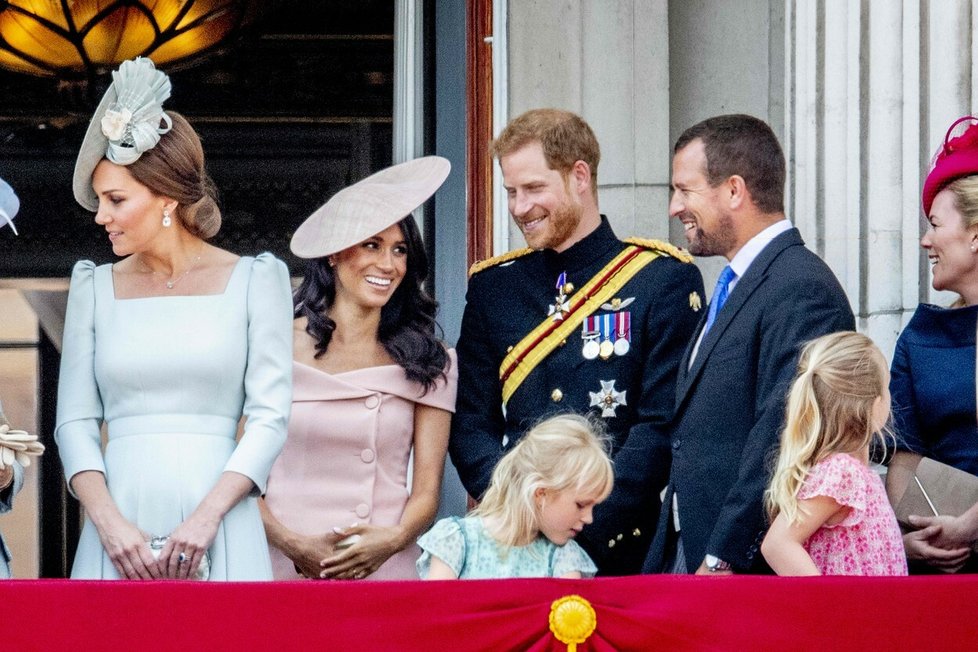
[0,177,19,235]
[73,57,173,211]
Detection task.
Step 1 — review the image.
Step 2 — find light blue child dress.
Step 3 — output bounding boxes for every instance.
[417,516,597,579]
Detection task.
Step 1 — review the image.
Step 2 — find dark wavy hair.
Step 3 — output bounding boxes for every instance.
[292,215,449,393]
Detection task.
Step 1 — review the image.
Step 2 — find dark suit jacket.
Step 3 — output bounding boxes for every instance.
[644,227,854,573]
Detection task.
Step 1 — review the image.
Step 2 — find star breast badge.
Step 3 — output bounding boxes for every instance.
[588,380,627,418]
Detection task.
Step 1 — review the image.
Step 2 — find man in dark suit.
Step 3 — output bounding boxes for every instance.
[450,109,704,574]
[642,114,854,574]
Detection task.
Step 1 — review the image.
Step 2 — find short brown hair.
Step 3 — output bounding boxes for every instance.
[675,114,785,214]
[491,108,600,189]
[126,112,221,239]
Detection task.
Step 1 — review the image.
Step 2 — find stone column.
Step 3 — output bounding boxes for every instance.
[505,0,672,247]
[787,0,976,359]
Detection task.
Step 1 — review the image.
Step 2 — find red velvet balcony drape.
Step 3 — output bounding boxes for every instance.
[2,575,973,650]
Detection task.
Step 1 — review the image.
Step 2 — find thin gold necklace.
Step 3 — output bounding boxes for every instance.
[143,250,203,290]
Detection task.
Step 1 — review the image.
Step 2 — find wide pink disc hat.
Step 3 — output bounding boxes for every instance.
[290,156,451,259]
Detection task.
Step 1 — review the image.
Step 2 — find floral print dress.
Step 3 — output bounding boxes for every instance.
[799,453,907,576]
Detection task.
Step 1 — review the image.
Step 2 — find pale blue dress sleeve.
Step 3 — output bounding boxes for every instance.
[55,261,106,495]
[0,400,20,516]
[551,540,598,578]
[417,517,466,578]
[1,399,23,576]
[0,463,21,514]
[0,459,23,578]
[223,253,293,494]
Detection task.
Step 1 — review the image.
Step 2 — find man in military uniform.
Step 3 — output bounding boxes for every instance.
[449,108,704,575]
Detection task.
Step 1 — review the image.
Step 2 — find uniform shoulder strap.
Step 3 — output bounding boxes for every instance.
[468,247,534,277]
[623,237,694,263]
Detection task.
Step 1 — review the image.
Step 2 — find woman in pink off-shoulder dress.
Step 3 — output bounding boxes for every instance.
[261,157,457,580]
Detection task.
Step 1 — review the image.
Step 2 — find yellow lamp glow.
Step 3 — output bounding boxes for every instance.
[0,0,258,78]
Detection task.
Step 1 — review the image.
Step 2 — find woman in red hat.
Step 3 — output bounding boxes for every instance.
[887,117,978,572]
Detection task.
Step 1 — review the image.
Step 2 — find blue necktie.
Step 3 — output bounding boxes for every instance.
[703,266,736,336]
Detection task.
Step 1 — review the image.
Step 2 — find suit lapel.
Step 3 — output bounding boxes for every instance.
[676,313,705,392]
[676,228,804,402]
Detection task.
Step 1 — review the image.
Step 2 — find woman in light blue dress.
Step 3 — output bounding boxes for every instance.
[56,58,292,580]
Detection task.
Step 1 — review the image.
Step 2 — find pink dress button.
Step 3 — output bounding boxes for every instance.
[365,395,380,409]
[360,449,375,463]
[355,503,370,519]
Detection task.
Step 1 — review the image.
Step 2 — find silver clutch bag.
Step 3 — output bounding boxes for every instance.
[148,535,211,580]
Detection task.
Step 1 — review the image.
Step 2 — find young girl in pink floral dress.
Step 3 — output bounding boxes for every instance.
[761,332,907,576]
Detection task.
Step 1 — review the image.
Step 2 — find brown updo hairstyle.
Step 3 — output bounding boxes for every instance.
[124,111,221,239]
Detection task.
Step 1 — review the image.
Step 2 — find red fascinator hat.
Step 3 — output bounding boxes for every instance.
[922,116,978,215]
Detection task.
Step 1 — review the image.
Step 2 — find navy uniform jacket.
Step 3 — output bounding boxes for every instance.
[643,228,854,573]
[450,217,704,575]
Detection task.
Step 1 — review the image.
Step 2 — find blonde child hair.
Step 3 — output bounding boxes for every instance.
[472,413,614,548]
[765,331,891,525]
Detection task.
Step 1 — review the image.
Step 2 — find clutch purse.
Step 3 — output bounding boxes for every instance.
[148,536,211,580]
[893,455,978,532]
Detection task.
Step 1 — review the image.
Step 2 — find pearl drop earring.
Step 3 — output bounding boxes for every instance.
[162,209,172,228]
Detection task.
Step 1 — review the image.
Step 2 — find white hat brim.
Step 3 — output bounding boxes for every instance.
[73,83,118,212]
[0,208,16,235]
[290,156,451,258]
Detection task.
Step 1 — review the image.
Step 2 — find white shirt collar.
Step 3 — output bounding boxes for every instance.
[727,218,792,285]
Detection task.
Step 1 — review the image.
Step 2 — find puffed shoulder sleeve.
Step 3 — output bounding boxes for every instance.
[55,261,106,493]
[223,253,293,493]
[551,540,598,578]
[798,455,869,528]
[416,348,458,412]
[416,517,465,578]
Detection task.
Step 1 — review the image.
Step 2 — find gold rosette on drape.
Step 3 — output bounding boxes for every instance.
[549,594,596,651]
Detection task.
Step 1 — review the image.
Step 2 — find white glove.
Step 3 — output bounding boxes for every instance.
[0,423,45,469]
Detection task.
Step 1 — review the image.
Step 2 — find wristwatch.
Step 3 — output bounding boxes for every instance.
[704,554,731,572]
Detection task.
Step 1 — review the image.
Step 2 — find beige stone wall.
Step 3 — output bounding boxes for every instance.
[504,0,974,360]
[505,0,673,245]
[786,0,977,358]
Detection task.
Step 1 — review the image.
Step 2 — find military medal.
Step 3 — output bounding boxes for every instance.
[548,271,571,321]
[595,313,614,360]
[589,380,627,418]
[582,317,600,359]
[613,311,631,356]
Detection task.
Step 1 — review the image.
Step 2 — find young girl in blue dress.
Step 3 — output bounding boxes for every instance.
[418,414,612,579]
